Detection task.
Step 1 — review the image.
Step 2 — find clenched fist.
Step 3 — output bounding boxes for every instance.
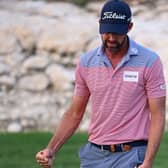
[36,148,54,168]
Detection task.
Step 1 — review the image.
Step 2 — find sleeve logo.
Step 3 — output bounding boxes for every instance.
[160,84,166,90]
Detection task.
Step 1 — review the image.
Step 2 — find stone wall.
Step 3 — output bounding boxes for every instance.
[0,0,167,132]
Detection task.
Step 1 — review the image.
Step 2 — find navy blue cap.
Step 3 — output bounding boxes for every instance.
[99,0,132,35]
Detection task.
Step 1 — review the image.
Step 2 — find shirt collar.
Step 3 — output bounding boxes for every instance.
[96,38,139,69]
[128,38,139,56]
[97,38,139,58]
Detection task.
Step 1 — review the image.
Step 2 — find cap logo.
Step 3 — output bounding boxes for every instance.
[102,12,126,20]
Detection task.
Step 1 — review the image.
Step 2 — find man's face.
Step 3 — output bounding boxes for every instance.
[101,33,127,53]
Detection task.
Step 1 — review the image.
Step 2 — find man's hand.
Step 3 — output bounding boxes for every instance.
[36,148,54,168]
[136,162,152,168]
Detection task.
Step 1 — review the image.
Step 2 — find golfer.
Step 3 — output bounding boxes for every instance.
[36,0,166,167]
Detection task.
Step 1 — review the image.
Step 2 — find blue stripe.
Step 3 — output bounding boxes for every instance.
[79,38,159,68]
[124,54,158,68]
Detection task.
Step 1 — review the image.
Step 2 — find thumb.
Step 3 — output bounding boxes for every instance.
[41,149,53,158]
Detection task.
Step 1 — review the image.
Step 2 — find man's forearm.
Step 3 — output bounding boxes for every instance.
[143,110,165,166]
[46,111,83,155]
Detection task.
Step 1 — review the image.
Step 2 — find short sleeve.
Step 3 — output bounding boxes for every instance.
[74,60,90,97]
[145,57,166,98]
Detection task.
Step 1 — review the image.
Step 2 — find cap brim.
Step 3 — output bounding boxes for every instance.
[99,23,129,35]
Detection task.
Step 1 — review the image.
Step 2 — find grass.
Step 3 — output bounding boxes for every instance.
[0,132,88,168]
[0,132,167,168]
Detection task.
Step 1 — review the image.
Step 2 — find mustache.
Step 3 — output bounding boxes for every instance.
[102,36,127,53]
[103,41,120,49]
[104,36,127,49]
[106,40,119,45]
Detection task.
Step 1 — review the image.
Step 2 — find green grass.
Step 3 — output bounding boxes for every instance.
[0,132,167,168]
[154,132,168,168]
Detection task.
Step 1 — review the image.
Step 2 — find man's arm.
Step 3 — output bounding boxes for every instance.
[36,95,89,168]
[140,96,166,168]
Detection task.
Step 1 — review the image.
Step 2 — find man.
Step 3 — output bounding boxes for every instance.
[36,0,166,167]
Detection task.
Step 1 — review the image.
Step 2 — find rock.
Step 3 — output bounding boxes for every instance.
[86,2,104,14]
[18,73,49,91]
[0,110,9,122]
[0,30,21,55]
[0,62,11,75]
[85,35,101,51]
[0,0,167,131]
[0,75,16,90]
[7,121,22,132]
[12,26,36,54]
[36,3,97,55]
[45,64,74,91]
[37,21,96,55]
[22,55,50,71]
[50,53,61,63]
[21,118,37,131]
[40,2,86,18]
[3,53,26,68]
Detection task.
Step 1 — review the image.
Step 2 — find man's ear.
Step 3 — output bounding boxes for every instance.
[128,22,133,32]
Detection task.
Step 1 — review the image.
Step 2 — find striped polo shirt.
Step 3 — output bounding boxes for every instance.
[74,38,166,145]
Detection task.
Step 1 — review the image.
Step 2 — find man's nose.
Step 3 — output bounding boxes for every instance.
[107,33,117,40]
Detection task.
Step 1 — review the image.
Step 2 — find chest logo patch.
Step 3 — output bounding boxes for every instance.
[123,71,139,82]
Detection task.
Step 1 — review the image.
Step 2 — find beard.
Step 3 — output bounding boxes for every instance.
[102,36,127,53]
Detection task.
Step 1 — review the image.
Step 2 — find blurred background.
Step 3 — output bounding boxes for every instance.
[0,0,167,168]
[0,0,167,133]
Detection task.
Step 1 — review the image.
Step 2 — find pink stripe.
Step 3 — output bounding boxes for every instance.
[74,62,166,144]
